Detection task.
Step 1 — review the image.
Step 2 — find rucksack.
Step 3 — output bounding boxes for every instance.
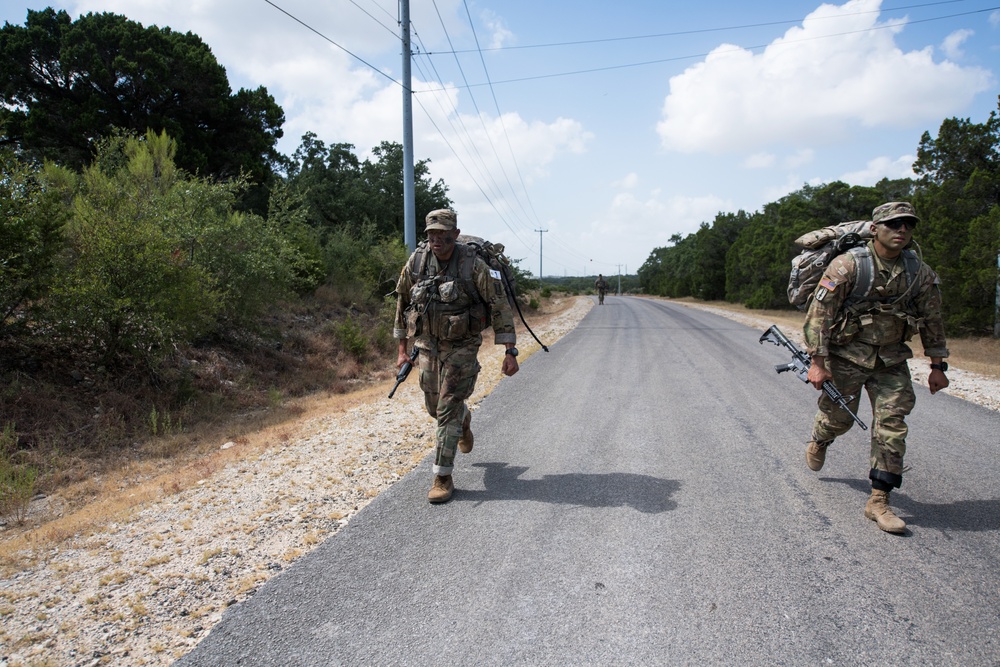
[787,220,920,311]
[456,234,519,311]
[410,235,548,351]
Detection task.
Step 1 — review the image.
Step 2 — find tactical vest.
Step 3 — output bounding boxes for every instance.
[832,244,923,346]
[407,242,488,341]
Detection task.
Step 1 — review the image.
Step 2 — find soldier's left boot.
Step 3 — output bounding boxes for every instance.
[805,439,832,471]
[428,475,454,503]
[458,410,474,453]
[864,489,906,534]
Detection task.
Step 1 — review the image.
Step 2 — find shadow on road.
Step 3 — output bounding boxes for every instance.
[455,462,680,514]
[823,476,1000,532]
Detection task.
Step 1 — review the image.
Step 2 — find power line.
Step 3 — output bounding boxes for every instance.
[263,0,400,86]
[417,5,999,91]
[425,1,975,54]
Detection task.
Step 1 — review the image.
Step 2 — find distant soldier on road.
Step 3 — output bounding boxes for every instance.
[595,274,609,305]
[803,202,949,534]
[393,209,519,503]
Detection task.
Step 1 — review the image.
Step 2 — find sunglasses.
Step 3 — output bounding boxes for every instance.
[881,217,917,231]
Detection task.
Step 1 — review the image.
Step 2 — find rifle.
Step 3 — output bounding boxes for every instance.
[388,347,419,399]
[758,325,868,431]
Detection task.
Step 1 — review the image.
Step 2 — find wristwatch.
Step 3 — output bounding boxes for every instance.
[505,347,519,357]
[930,362,948,372]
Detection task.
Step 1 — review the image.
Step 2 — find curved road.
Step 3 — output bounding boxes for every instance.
[176,296,1000,666]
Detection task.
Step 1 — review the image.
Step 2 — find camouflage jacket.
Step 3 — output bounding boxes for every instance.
[804,241,948,369]
[393,243,516,346]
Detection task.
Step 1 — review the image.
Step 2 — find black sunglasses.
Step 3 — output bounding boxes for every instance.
[881,217,917,230]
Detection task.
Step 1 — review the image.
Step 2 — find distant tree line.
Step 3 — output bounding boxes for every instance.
[638,97,1000,336]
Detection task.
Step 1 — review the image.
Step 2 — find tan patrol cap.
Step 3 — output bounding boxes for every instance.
[425,209,457,231]
[872,202,919,225]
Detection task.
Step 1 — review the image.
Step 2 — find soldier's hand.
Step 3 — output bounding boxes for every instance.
[502,354,519,377]
[807,357,832,390]
[397,350,411,370]
[928,369,949,395]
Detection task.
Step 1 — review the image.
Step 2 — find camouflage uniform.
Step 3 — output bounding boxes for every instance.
[595,275,609,305]
[394,231,516,477]
[804,238,948,490]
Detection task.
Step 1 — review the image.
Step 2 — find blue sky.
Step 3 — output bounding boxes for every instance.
[4,1,999,277]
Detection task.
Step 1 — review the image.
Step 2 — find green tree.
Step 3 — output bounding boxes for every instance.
[0,8,284,187]
[0,149,68,333]
[45,130,303,364]
[912,97,1000,333]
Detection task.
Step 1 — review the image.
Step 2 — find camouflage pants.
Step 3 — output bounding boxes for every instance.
[417,338,481,475]
[811,354,915,483]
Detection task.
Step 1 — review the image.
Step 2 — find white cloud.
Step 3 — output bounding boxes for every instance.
[784,148,815,169]
[941,29,974,60]
[613,173,640,189]
[840,154,916,185]
[481,9,514,49]
[990,10,1000,28]
[744,153,776,169]
[656,0,995,155]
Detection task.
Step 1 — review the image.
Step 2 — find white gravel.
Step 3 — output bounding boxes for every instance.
[2,295,996,667]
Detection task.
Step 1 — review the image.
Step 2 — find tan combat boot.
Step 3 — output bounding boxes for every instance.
[458,411,474,454]
[428,475,454,503]
[864,489,906,534]
[805,440,832,471]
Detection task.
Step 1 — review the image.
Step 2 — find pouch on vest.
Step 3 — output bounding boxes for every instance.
[405,307,422,338]
[441,314,470,341]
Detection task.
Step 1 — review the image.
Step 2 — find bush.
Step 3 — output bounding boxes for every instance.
[0,151,68,335]
[0,422,37,526]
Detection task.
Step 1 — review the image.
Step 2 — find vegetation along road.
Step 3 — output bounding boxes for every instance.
[178,296,1000,666]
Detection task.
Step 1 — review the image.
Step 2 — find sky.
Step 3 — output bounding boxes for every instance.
[3,1,999,278]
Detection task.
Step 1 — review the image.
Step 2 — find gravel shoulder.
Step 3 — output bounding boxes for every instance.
[0,296,594,667]
[2,295,996,667]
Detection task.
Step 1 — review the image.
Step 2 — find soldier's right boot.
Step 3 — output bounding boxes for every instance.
[864,489,906,534]
[428,475,454,503]
[458,411,473,454]
[805,439,832,471]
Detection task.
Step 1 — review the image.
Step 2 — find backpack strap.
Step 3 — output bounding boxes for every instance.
[411,241,431,282]
[457,243,482,304]
[846,245,874,306]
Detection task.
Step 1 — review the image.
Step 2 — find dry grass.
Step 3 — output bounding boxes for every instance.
[0,295,567,562]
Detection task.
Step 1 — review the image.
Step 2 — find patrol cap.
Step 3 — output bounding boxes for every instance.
[425,209,457,231]
[872,202,919,225]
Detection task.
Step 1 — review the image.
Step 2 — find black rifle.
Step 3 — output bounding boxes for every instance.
[388,347,419,399]
[759,325,868,431]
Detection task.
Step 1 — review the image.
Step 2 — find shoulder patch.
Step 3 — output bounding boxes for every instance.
[819,277,839,291]
[489,269,501,281]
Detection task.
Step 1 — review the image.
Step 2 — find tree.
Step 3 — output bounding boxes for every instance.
[912,97,1000,333]
[0,8,284,187]
[0,149,68,333]
[45,130,305,365]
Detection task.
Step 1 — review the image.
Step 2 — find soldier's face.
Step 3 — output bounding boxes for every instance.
[873,218,914,256]
[428,229,459,260]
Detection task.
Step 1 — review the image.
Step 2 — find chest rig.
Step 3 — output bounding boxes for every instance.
[836,244,922,346]
[407,242,488,341]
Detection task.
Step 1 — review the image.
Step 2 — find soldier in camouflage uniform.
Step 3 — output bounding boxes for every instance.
[595,274,609,305]
[394,209,519,503]
[803,202,949,534]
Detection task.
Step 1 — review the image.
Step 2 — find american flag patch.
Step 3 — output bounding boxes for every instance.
[819,277,838,291]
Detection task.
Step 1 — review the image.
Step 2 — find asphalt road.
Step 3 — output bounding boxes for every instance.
[176,296,1000,666]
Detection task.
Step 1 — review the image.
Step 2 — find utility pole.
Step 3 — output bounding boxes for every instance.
[616,264,623,295]
[400,0,416,251]
[535,228,548,282]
